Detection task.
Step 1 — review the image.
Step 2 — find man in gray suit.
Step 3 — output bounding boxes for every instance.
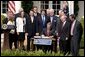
[69,14,83,56]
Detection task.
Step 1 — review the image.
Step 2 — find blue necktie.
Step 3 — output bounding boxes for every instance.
[43,15,45,27]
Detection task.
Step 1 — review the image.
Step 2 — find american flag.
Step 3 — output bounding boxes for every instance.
[8,1,15,14]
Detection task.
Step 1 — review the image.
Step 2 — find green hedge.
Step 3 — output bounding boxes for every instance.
[1,49,64,56]
[1,15,6,25]
[80,16,84,48]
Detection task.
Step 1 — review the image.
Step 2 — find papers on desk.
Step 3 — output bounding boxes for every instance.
[41,36,50,38]
[34,36,41,38]
[34,36,51,38]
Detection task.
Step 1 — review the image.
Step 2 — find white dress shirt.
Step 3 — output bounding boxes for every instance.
[31,16,34,23]
[71,20,76,35]
[16,17,26,32]
[50,17,53,23]
[62,21,66,28]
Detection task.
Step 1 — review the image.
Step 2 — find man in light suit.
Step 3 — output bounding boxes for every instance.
[69,14,83,56]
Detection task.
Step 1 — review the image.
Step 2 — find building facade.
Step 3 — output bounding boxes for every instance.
[1,1,84,20]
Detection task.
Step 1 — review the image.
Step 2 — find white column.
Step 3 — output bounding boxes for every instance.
[60,1,63,9]
[15,1,21,14]
[68,1,74,15]
[38,1,41,13]
[49,1,52,9]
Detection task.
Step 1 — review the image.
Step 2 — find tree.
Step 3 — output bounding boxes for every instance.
[21,1,33,14]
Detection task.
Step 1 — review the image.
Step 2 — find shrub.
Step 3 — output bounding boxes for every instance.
[1,15,6,25]
[1,49,64,56]
[80,16,84,48]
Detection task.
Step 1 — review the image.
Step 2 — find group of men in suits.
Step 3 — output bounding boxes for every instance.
[56,9,83,56]
[3,5,83,56]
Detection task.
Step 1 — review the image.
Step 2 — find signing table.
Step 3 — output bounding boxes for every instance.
[30,36,57,51]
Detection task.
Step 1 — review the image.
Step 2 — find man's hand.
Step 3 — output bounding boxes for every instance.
[25,33,28,36]
[66,37,68,40]
[36,33,39,36]
[17,32,19,35]
[57,37,60,39]
[49,36,53,38]
[56,33,58,36]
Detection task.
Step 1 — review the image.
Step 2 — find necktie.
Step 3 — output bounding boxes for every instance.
[43,15,45,27]
[71,20,76,35]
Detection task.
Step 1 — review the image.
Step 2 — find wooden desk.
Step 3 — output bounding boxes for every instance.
[30,37,57,52]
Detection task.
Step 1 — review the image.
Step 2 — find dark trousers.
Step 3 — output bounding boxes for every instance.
[59,40,68,55]
[27,36,35,51]
[71,37,80,56]
[67,38,71,53]
[9,33,18,49]
[27,37,31,50]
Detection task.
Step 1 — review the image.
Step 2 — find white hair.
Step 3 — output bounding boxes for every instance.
[50,9,54,13]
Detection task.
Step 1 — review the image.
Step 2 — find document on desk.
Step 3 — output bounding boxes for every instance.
[34,38,52,45]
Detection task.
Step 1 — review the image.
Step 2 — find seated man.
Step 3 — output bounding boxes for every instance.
[43,22,53,37]
[42,22,54,52]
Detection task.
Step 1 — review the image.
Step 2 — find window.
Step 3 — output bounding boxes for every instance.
[41,1,49,10]
[41,1,61,15]
[1,1,8,13]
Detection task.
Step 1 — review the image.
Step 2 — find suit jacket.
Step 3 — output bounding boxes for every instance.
[25,16,37,37]
[72,20,83,43]
[43,28,53,36]
[58,21,70,41]
[49,15,58,35]
[37,14,50,35]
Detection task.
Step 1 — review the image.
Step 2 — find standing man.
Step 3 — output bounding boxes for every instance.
[25,10,37,51]
[32,6,41,36]
[69,14,83,56]
[49,9,58,36]
[37,10,49,35]
[48,9,58,51]
[57,15,70,55]
[32,6,41,17]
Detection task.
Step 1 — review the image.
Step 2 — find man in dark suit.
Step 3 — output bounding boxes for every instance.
[57,15,70,55]
[47,9,58,52]
[58,9,71,54]
[69,14,83,56]
[37,10,50,35]
[49,9,58,36]
[25,10,37,51]
[32,6,41,36]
